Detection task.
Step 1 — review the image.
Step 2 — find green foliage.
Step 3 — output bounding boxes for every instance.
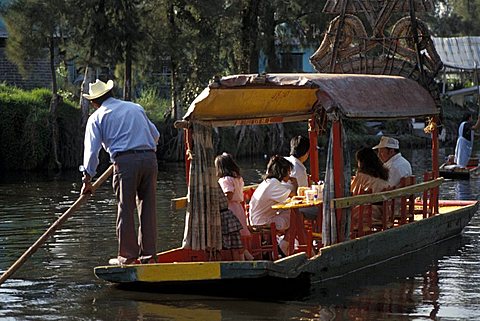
[135,87,170,122]
[427,0,480,36]
[4,0,64,77]
[0,85,81,170]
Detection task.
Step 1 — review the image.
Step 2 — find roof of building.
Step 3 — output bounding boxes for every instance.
[432,37,480,71]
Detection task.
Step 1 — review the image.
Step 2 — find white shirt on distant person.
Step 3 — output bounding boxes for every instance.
[284,155,308,187]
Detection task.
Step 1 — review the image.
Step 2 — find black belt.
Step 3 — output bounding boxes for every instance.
[115,149,155,157]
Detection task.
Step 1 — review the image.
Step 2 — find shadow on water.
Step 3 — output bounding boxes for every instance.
[308,234,468,302]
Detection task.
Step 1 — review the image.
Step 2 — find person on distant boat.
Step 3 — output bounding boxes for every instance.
[373,136,412,187]
[284,135,310,188]
[351,147,391,225]
[80,79,160,265]
[215,152,253,261]
[454,112,480,168]
[249,155,298,256]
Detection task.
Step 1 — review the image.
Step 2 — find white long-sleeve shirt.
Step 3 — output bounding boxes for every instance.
[83,97,160,176]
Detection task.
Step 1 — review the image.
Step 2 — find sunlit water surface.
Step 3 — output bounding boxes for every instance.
[0,149,479,320]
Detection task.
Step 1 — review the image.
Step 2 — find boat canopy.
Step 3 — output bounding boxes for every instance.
[183,73,438,127]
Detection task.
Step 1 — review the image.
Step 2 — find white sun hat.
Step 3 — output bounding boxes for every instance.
[372,136,399,149]
[82,79,114,100]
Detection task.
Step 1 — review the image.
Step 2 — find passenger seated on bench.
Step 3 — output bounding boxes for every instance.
[373,136,412,187]
[249,155,297,255]
[284,135,318,220]
[351,147,390,224]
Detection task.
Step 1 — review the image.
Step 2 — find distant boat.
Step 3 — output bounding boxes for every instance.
[439,157,480,179]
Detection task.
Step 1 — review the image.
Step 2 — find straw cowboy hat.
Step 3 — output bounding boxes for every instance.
[82,79,114,100]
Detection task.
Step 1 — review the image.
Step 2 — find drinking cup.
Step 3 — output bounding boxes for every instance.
[305,190,315,204]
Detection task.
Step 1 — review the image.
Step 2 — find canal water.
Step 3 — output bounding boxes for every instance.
[0,149,479,320]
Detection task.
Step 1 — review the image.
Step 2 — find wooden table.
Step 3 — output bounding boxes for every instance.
[272,199,322,256]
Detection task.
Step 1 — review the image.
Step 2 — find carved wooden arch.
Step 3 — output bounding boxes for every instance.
[310,0,442,96]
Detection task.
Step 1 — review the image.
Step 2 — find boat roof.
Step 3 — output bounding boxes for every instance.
[183,73,438,127]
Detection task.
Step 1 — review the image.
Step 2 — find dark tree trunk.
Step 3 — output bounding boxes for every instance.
[240,0,260,73]
[124,41,132,101]
[262,3,280,72]
[167,2,180,120]
[80,66,94,131]
[49,36,61,170]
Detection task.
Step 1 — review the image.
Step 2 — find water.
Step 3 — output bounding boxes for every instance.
[0,150,480,320]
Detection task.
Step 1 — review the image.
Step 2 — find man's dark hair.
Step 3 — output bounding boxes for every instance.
[290,135,310,158]
[462,112,473,122]
[91,90,113,105]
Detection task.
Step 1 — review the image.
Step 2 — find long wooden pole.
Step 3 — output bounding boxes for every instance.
[0,165,114,286]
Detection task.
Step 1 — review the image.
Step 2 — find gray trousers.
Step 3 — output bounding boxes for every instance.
[112,152,158,260]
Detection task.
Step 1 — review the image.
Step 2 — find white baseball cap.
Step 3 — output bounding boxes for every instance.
[372,136,399,149]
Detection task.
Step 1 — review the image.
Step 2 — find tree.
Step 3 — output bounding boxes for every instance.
[3,0,66,169]
[427,0,480,36]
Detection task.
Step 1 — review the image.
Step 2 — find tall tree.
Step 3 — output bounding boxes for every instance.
[108,0,146,101]
[63,0,110,128]
[3,0,66,169]
[428,0,480,36]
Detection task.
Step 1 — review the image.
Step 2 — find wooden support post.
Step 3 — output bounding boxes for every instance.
[332,120,344,243]
[185,128,192,185]
[431,120,439,214]
[308,118,319,183]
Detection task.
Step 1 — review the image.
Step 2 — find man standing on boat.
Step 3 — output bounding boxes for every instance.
[454,112,480,168]
[373,136,412,187]
[80,79,160,265]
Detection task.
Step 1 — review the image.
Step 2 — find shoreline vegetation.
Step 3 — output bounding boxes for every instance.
[0,83,475,172]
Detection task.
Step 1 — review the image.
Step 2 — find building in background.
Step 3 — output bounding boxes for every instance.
[0,17,53,89]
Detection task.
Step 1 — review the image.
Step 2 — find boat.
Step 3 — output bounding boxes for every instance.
[439,157,480,179]
[94,73,478,292]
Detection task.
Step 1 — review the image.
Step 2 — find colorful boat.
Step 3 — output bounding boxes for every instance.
[94,73,478,291]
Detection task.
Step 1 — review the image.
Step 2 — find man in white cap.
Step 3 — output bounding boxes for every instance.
[372,136,412,187]
[81,79,160,265]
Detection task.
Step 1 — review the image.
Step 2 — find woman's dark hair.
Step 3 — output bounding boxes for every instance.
[215,153,241,178]
[290,135,310,158]
[356,147,389,180]
[264,155,293,181]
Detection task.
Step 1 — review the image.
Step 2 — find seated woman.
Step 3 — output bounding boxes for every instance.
[249,155,298,255]
[351,147,390,225]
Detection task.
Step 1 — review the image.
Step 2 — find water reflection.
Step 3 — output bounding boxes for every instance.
[1,150,480,320]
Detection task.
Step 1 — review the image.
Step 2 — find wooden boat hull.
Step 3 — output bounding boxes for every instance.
[439,167,480,179]
[94,200,478,287]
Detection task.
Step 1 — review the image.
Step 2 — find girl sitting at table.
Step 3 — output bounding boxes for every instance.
[249,155,298,256]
